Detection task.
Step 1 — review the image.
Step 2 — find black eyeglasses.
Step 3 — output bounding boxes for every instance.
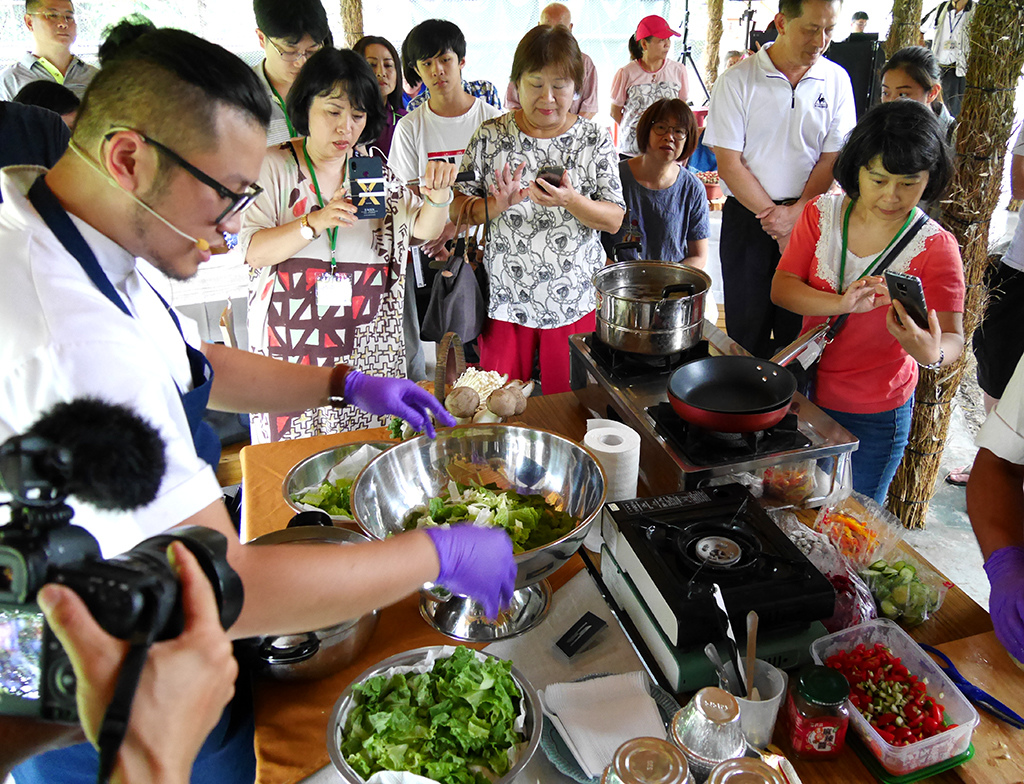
[265,36,324,63]
[105,128,262,224]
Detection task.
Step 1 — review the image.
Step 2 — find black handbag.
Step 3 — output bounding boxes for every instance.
[420,196,487,344]
[795,211,929,399]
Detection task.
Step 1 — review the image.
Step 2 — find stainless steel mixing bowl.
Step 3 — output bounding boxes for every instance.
[350,425,606,640]
[327,645,541,783]
[283,440,394,521]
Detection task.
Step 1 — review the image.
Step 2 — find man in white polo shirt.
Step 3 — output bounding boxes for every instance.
[968,352,1024,665]
[704,0,855,359]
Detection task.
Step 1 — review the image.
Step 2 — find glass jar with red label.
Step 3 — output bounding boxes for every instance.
[785,664,850,759]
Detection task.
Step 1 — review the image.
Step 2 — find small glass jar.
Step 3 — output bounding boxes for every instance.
[706,757,787,784]
[600,737,692,784]
[784,664,850,760]
[670,687,747,783]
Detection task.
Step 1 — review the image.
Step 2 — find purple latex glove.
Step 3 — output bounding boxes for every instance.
[344,371,455,437]
[984,545,1024,662]
[424,525,517,619]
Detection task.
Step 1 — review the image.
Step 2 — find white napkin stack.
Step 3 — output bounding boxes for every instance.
[541,671,666,779]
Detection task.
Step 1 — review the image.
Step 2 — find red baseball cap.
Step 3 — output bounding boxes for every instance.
[635,15,680,40]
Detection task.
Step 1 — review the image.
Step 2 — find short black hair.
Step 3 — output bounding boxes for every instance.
[400,37,421,89]
[25,0,43,13]
[882,46,941,92]
[852,11,868,20]
[635,99,699,161]
[833,100,952,203]
[98,15,156,66]
[253,0,332,47]
[779,0,840,19]
[13,80,79,115]
[403,19,466,68]
[353,35,404,115]
[286,47,384,144]
[76,27,271,154]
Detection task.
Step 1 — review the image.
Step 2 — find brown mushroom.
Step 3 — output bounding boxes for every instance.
[445,386,480,418]
[487,388,519,418]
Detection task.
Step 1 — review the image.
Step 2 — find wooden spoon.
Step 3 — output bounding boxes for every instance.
[746,611,760,700]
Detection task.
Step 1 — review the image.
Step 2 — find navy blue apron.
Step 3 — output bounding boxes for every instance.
[14,175,254,784]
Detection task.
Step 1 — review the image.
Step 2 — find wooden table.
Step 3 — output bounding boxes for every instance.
[241,391,996,784]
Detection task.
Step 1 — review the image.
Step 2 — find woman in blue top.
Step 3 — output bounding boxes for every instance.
[602,99,709,268]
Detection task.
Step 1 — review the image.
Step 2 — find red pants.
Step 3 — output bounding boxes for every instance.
[477,312,596,394]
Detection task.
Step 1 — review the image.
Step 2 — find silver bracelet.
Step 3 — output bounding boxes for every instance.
[918,347,944,370]
[422,189,454,208]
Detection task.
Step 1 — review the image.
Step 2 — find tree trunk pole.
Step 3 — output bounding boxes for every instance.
[341,0,364,48]
[885,0,924,59]
[706,0,725,88]
[886,0,1024,528]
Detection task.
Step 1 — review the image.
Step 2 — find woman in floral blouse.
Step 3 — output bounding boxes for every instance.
[453,24,624,394]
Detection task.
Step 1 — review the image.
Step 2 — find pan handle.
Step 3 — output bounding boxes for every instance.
[770,322,831,367]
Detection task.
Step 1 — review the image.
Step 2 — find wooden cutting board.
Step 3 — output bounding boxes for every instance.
[936,632,1024,784]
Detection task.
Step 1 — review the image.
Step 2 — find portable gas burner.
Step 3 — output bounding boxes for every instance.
[598,483,833,690]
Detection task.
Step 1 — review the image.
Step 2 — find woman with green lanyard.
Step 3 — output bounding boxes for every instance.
[239,48,457,443]
[771,101,964,503]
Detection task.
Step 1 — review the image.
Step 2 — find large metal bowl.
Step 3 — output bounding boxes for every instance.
[327,646,541,783]
[351,425,606,640]
[283,440,395,522]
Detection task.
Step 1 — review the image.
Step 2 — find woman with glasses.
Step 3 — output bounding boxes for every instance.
[239,49,457,443]
[353,35,406,159]
[602,99,709,270]
[452,25,624,395]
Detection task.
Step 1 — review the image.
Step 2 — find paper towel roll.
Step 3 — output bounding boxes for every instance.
[584,421,641,504]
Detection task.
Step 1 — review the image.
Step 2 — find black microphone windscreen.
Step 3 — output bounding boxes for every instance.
[27,398,167,510]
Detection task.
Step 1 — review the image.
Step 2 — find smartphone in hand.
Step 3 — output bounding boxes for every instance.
[349,157,386,219]
[537,166,565,187]
[885,270,929,329]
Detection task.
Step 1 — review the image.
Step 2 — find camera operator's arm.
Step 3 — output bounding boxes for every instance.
[36,542,236,784]
[177,500,515,638]
[0,719,85,780]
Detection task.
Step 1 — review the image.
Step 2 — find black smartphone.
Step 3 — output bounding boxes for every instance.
[537,166,565,187]
[348,156,386,219]
[885,270,930,329]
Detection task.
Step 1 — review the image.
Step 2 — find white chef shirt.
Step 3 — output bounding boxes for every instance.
[1002,127,1024,272]
[0,166,223,557]
[703,42,856,201]
[977,353,1024,464]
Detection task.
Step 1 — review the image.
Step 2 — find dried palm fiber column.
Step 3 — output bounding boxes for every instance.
[706,0,724,88]
[885,0,925,59]
[341,0,364,48]
[886,0,1024,528]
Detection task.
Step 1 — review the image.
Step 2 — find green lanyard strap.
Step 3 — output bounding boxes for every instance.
[265,66,298,141]
[301,138,339,272]
[838,200,916,293]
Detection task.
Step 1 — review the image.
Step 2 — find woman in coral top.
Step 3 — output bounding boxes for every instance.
[771,101,964,503]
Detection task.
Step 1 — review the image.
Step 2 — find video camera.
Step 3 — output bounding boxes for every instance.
[0,399,243,723]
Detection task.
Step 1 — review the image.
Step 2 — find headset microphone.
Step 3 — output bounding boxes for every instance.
[70,141,220,253]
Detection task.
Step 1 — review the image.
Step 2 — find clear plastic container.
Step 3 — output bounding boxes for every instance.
[810,619,979,776]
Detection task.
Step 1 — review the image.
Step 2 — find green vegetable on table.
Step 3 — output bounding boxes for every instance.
[340,646,523,784]
[291,477,353,517]
[860,558,944,626]
[403,481,577,554]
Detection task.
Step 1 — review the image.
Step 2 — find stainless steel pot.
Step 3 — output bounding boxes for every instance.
[245,514,380,681]
[593,262,711,355]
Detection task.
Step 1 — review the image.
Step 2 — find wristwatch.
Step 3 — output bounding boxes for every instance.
[299,214,317,241]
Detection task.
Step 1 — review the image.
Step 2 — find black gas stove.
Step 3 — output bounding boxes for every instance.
[582,333,709,382]
[648,403,812,468]
[604,483,835,648]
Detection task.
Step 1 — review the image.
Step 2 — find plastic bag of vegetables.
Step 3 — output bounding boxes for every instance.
[812,492,903,571]
[859,555,952,626]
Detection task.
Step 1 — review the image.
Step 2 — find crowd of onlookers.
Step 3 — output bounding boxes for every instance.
[6,0,1024,781]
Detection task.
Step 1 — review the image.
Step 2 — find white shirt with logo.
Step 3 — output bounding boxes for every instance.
[703,43,856,202]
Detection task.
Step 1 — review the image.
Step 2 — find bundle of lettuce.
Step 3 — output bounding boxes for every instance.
[402,481,576,554]
[340,646,524,784]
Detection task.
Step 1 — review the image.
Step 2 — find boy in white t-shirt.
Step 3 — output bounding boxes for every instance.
[389,18,502,379]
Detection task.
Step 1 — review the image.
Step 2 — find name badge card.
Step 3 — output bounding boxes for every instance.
[316,272,352,314]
